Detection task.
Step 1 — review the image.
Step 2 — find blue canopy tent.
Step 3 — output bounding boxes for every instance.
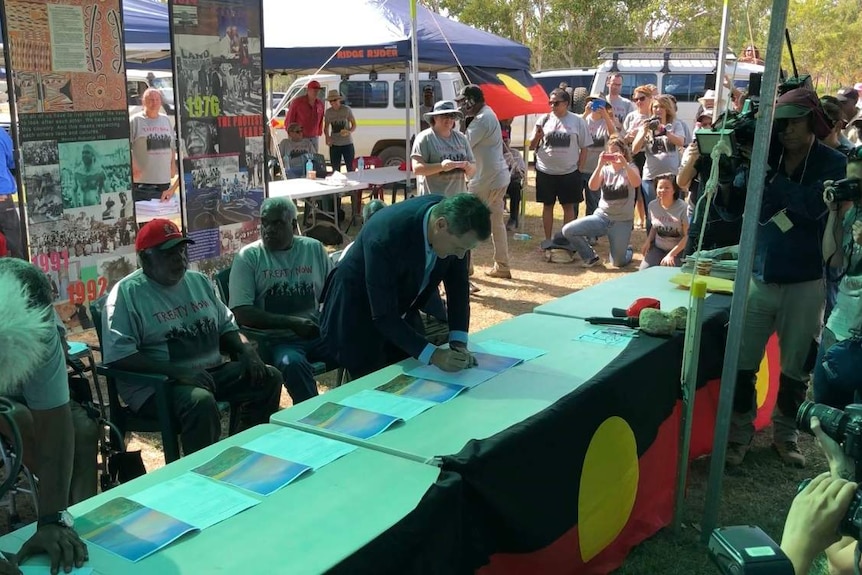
[262,0,532,74]
[122,0,171,63]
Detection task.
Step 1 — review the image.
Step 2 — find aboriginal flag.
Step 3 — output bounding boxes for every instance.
[463,67,548,120]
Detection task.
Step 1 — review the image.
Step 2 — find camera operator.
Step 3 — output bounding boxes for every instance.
[813,157,862,409]
[726,88,847,468]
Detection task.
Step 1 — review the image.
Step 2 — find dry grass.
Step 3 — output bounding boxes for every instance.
[2,176,830,574]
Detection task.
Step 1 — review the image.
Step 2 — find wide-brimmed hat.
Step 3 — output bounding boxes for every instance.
[697,108,715,121]
[698,89,716,106]
[326,90,343,102]
[136,219,194,252]
[774,88,833,139]
[423,100,464,122]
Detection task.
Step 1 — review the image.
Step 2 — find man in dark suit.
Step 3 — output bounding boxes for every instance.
[320,194,491,378]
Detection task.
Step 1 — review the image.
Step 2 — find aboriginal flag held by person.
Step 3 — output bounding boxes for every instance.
[463,67,548,120]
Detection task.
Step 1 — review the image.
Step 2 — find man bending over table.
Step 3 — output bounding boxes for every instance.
[229,197,333,403]
[320,193,491,378]
[102,219,282,455]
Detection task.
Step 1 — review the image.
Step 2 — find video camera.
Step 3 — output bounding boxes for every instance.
[709,401,862,574]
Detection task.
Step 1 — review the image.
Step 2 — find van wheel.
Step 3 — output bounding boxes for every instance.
[378,146,406,167]
[571,87,589,114]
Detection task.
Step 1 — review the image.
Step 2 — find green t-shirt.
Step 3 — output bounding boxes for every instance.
[102,269,238,411]
[228,237,332,322]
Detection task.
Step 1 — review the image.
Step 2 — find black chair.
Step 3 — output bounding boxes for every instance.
[214,268,345,387]
[90,296,238,464]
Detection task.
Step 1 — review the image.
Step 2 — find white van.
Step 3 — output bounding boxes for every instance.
[126,69,176,118]
[590,47,765,127]
[271,72,464,166]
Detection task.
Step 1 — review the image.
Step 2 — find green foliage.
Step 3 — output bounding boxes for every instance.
[427,0,861,86]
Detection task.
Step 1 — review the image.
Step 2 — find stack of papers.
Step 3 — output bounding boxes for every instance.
[134,198,180,218]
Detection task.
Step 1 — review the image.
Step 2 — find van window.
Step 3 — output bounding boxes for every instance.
[535,75,593,94]
[340,80,388,108]
[613,73,658,98]
[662,74,711,103]
[393,80,442,108]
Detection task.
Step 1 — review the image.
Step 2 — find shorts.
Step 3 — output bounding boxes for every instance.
[535,169,583,206]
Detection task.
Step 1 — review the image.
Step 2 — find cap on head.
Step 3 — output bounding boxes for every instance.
[774,88,833,139]
[837,86,859,103]
[307,80,321,90]
[136,219,195,251]
[454,84,484,103]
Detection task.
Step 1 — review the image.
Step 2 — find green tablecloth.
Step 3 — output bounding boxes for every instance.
[0,424,461,575]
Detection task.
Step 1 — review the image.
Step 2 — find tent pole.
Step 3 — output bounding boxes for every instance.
[700,0,790,542]
[712,0,731,122]
[409,0,420,192]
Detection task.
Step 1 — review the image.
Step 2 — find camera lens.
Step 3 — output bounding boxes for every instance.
[797,400,849,440]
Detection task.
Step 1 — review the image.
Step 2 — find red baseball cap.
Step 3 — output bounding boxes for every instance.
[307,80,321,90]
[135,219,195,251]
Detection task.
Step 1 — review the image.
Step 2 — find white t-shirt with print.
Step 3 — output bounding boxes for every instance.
[649,198,688,252]
[411,128,474,197]
[130,112,175,185]
[534,112,592,176]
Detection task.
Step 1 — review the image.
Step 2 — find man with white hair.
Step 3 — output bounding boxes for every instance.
[229,197,333,404]
[130,88,178,203]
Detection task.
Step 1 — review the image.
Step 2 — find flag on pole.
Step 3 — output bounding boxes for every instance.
[463,67,548,120]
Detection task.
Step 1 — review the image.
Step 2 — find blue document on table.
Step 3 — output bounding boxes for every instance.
[192,446,312,496]
[576,327,637,348]
[406,352,523,388]
[339,389,436,421]
[376,373,467,403]
[76,497,197,562]
[130,473,259,529]
[297,402,402,439]
[471,340,547,362]
[243,427,357,470]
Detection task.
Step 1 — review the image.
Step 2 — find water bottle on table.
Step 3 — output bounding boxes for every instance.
[305,158,315,179]
[357,156,365,172]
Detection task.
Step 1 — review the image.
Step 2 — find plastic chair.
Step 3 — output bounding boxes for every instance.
[90,297,237,464]
[214,268,347,387]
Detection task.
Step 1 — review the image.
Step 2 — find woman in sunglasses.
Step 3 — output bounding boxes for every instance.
[411,100,476,197]
[622,85,654,228]
[529,88,593,243]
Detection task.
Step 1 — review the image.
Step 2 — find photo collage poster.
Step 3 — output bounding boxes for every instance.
[171,0,265,281]
[3,0,134,332]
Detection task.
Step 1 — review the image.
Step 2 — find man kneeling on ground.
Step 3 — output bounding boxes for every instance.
[229,197,333,403]
[102,219,282,455]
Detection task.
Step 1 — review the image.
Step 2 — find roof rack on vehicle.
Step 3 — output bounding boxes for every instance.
[598,46,737,73]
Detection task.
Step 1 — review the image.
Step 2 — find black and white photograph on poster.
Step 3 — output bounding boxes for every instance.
[185,155,262,232]
[183,119,220,157]
[58,139,131,208]
[174,5,199,28]
[244,136,264,188]
[218,58,263,117]
[101,192,121,222]
[28,212,138,259]
[21,140,60,166]
[24,165,64,223]
[98,252,137,292]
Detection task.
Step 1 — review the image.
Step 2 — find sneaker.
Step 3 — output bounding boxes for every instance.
[485,266,512,279]
[469,281,481,294]
[773,441,806,467]
[725,442,751,467]
[581,256,602,268]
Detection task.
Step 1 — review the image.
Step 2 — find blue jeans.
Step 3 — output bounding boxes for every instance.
[641,179,657,233]
[270,337,326,404]
[583,181,600,217]
[561,212,634,267]
[812,327,855,408]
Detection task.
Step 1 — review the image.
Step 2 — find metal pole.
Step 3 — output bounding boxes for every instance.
[712,0,731,122]
[408,0,420,189]
[701,0,790,542]
[674,279,707,532]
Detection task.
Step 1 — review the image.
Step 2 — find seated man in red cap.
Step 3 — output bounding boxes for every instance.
[286,80,325,152]
[102,219,282,455]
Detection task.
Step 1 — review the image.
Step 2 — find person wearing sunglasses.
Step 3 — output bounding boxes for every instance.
[530,88,592,243]
[278,122,316,178]
[622,85,654,228]
[411,100,476,198]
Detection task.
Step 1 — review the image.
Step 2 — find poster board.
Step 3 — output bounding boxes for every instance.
[2,0,134,331]
[169,0,266,281]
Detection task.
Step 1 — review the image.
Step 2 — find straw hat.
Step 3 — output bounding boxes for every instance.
[326,90,343,102]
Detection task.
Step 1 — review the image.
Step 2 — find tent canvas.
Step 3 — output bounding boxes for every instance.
[262,0,532,74]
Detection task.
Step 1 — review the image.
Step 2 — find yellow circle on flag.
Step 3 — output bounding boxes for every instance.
[578,416,639,562]
[496,73,533,101]
[756,352,770,409]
